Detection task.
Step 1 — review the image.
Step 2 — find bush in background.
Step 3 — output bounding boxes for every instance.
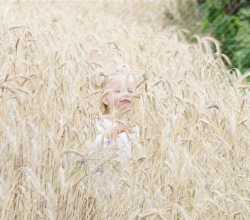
[199,0,250,76]
[165,0,250,78]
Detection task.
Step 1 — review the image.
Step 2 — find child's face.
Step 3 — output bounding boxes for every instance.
[103,76,135,113]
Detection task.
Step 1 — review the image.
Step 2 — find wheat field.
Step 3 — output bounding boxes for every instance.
[0,1,250,219]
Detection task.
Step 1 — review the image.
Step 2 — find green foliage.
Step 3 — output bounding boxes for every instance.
[166,12,174,20]
[199,1,250,76]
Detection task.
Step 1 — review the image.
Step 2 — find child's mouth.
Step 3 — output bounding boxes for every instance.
[121,99,130,103]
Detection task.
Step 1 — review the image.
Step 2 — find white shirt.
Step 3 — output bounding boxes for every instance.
[93,118,139,160]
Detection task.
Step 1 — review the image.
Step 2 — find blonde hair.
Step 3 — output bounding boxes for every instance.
[91,65,134,115]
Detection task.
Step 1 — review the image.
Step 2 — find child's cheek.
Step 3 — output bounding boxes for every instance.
[114,95,120,108]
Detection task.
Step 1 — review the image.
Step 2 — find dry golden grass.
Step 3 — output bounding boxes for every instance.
[0,1,250,219]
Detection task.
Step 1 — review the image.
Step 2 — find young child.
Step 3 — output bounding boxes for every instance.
[91,66,139,163]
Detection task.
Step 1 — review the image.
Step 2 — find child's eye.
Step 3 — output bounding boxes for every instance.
[128,90,134,94]
[115,90,120,93]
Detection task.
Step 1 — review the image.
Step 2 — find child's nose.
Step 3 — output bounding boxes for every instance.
[122,91,130,97]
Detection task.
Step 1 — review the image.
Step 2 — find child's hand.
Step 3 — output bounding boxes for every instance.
[105,122,135,140]
[116,123,134,135]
